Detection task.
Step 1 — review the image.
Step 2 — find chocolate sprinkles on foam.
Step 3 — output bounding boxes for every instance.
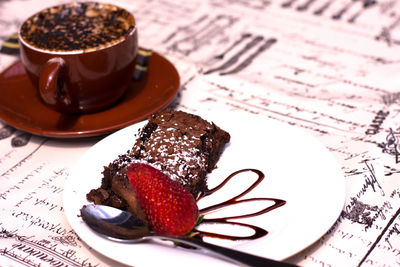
[20,2,134,52]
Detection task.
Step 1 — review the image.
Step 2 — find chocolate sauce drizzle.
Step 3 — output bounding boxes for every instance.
[194,169,286,241]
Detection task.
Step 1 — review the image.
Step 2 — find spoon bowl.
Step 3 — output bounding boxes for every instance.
[80,204,296,267]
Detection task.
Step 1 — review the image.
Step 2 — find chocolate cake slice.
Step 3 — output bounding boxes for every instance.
[87,109,230,211]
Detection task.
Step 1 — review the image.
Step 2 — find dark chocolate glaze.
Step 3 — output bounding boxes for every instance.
[195,169,286,241]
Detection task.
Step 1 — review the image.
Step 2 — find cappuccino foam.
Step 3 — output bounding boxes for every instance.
[20,2,135,52]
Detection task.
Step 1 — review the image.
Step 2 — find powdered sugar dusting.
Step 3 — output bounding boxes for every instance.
[131,125,207,185]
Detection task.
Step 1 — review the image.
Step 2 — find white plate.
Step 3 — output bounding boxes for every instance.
[63,112,346,266]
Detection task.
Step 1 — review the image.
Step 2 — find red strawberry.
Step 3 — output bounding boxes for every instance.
[126,163,199,235]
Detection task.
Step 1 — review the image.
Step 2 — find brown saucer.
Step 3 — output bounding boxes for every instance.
[0,52,180,138]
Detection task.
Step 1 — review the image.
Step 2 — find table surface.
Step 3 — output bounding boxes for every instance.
[1,0,400,266]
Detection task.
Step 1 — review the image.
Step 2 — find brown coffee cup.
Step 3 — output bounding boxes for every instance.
[18,2,138,114]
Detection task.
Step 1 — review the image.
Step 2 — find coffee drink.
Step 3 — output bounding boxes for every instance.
[18,2,138,114]
[20,2,135,52]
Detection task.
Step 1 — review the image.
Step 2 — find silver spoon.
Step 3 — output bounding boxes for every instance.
[80,204,296,267]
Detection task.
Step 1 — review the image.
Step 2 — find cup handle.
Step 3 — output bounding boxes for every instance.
[39,57,74,112]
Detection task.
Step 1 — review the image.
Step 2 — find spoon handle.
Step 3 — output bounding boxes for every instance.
[149,235,296,267]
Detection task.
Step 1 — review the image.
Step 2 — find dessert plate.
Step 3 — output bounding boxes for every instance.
[63,112,346,266]
[0,52,179,138]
